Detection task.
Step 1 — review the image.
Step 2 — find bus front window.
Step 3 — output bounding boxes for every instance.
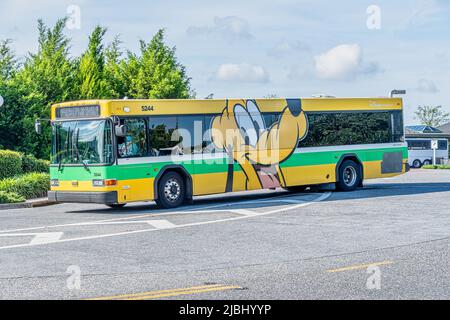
[52,120,113,165]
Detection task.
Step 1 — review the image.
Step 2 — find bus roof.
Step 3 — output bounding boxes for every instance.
[51,97,403,119]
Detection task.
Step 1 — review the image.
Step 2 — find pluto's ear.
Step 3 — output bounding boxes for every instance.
[286,99,302,117]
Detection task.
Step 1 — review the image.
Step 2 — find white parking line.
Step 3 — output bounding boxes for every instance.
[0,232,63,245]
[0,193,317,234]
[74,220,176,229]
[229,209,259,216]
[0,192,331,251]
[145,220,176,229]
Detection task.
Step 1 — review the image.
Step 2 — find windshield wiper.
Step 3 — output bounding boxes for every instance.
[73,128,90,172]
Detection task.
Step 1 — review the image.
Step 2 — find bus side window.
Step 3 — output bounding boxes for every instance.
[117,118,148,158]
[148,116,178,156]
[391,111,404,143]
[177,115,203,155]
[203,115,222,154]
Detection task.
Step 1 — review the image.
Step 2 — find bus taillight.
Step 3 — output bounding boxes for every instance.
[92,179,117,187]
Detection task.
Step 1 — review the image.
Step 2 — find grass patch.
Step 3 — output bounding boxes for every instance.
[422,164,450,169]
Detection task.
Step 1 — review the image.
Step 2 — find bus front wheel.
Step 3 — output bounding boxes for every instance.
[155,171,186,209]
[336,160,362,191]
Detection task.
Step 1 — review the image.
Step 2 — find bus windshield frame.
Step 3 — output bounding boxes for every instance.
[51,118,114,166]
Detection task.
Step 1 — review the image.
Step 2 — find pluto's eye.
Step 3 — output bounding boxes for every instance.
[234,104,263,147]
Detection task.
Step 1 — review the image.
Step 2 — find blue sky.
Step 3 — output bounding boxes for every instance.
[1,0,449,124]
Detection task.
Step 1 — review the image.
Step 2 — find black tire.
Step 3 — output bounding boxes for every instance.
[422,159,432,166]
[155,171,186,209]
[336,160,362,191]
[284,185,308,193]
[106,203,126,209]
[412,159,422,168]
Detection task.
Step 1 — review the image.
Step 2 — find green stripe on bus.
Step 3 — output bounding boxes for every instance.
[50,147,407,181]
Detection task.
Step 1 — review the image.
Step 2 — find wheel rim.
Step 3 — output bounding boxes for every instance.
[164,178,181,202]
[413,160,420,168]
[343,166,357,186]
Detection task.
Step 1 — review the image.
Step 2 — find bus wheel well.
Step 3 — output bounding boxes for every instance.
[335,154,364,184]
[154,166,193,201]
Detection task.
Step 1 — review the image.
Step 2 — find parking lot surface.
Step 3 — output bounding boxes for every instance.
[0,169,449,299]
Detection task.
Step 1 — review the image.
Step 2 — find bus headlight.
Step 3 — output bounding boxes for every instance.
[92,179,117,187]
[50,179,59,187]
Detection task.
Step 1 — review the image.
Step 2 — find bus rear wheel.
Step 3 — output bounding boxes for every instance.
[336,160,362,191]
[155,171,186,209]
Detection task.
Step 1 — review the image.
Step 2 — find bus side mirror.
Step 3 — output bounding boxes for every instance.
[115,124,127,137]
[35,120,42,135]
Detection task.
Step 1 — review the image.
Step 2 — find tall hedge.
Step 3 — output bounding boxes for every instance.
[21,154,49,173]
[0,150,23,179]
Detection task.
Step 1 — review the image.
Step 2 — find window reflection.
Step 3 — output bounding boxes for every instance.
[52,120,112,164]
[117,118,148,158]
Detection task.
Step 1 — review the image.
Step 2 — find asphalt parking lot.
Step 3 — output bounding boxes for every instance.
[0,169,450,299]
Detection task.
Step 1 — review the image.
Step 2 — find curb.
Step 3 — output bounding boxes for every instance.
[0,198,57,210]
[0,202,32,210]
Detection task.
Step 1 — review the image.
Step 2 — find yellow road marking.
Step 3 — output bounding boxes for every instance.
[326,260,394,273]
[88,284,240,300]
[126,285,241,300]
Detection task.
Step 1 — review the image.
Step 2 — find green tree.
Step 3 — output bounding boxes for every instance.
[0,39,17,81]
[11,18,76,158]
[76,26,109,99]
[0,40,23,150]
[104,36,127,98]
[0,20,195,160]
[414,105,450,127]
[124,29,193,99]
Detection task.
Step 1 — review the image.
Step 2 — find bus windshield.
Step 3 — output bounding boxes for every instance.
[52,119,113,165]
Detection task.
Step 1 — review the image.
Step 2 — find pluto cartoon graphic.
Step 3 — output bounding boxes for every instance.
[211,99,308,191]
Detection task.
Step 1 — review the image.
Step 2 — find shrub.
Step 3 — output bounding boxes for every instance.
[0,172,50,199]
[0,191,25,204]
[21,153,50,173]
[0,150,23,179]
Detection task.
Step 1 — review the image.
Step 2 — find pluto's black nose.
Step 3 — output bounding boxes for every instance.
[286,99,302,117]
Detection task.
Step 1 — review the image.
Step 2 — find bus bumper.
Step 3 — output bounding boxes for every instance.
[48,191,118,204]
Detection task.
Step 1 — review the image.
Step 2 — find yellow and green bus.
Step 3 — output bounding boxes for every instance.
[45,97,408,209]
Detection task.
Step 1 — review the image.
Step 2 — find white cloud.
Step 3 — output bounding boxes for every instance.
[416,78,439,93]
[187,16,252,42]
[314,44,380,80]
[216,63,269,83]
